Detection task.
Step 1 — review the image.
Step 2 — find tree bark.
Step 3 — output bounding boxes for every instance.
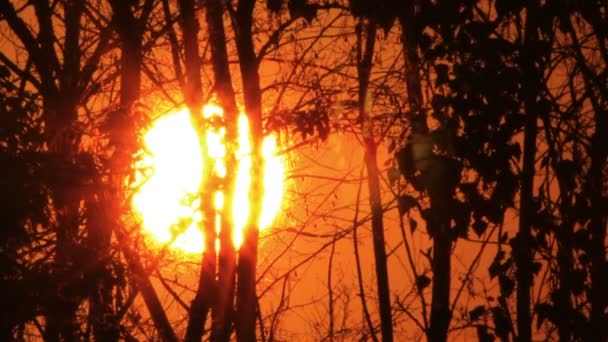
[555,185,574,342]
[356,19,394,342]
[540,110,574,342]
[98,1,153,340]
[31,1,82,339]
[427,193,451,342]
[204,0,239,340]
[516,3,541,341]
[588,93,607,342]
[108,0,179,332]
[232,1,264,340]
[176,1,219,341]
[399,2,453,341]
[102,2,140,340]
[398,0,428,135]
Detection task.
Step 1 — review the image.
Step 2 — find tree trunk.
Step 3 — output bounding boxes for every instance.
[540,111,574,342]
[399,2,453,340]
[589,102,607,342]
[587,57,608,342]
[94,1,147,340]
[556,193,574,341]
[364,144,394,342]
[398,0,428,135]
[516,3,541,341]
[176,0,219,341]
[233,1,264,340]
[356,19,394,342]
[106,2,176,341]
[427,193,451,342]
[39,1,83,339]
[204,0,239,340]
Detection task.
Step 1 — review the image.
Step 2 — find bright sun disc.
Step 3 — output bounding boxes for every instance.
[132,106,285,254]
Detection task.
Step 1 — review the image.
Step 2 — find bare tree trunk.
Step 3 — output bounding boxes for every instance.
[206,0,238,341]
[588,94,608,342]
[94,1,150,340]
[427,194,451,342]
[327,237,336,341]
[36,1,83,339]
[176,0,218,341]
[399,0,428,135]
[352,170,379,342]
[356,19,393,342]
[540,111,574,342]
[399,2,453,341]
[106,6,178,335]
[232,1,264,340]
[556,186,574,342]
[515,52,535,342]
[516,3,541,341]
[204,0,239,340]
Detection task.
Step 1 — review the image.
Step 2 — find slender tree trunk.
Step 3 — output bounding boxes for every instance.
[356,19,394,342]
[204,0,239,340]
[556,192,574,341]
[111,0,144,112]
[42,1,83,339]
[515,56,535,342]
[353,170,380,342]
[233,1,264,340]
[364,144,394,342]
[106,2,177,341]
[399,0,428,135]
[588,71,607,342]
[94,2,147,340]
[541,113,574,341]
[184,226,217,342]
[589,109,607,342]
[400,2,454,340]
[516,3,541,341]
[177,0,218,341]
[427,194,451,342]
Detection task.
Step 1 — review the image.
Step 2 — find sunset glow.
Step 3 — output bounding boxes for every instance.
[132,106,285,253]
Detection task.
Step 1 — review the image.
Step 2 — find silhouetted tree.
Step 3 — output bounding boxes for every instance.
[0,63,49,340]
[1,1,605,341]
[0,1,111,339]
[354,16,393,342]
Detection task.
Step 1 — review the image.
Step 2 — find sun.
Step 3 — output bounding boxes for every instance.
[132,106,285,254]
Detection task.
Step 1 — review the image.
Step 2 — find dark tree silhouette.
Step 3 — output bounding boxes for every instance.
[0,0,606,341]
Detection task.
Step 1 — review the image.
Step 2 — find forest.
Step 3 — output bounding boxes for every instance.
[0,0,606,341]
